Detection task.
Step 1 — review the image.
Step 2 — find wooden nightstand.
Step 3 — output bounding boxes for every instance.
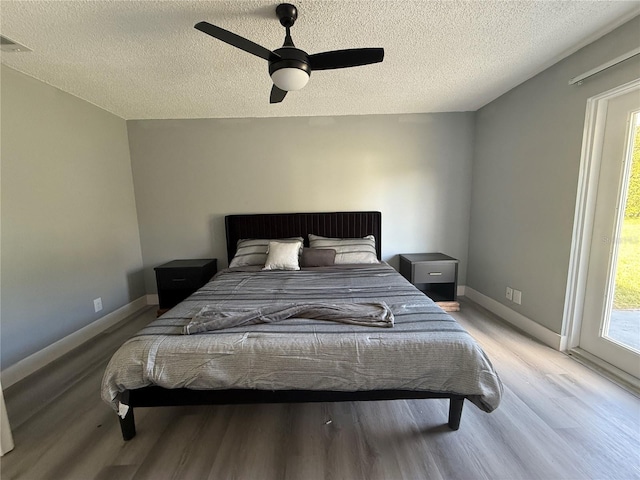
[154,259,217,316]
[399,253,459,303]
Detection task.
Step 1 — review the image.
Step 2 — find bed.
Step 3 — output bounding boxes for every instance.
[102,211,502,440]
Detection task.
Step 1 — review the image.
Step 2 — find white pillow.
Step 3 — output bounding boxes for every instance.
[262,240,303,271]
[308,234,379,264]
[229,237,303,267]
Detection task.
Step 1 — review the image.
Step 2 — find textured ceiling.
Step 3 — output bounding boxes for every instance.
[1,1,638,120]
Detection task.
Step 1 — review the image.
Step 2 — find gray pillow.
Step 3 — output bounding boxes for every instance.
[300,248,336,267]
[229,237,303,267]
[308,234,378,264]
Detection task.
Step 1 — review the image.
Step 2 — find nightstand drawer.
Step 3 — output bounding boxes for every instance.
[413,262,456,284]
[155,269,202,290]
[399,253,459,302]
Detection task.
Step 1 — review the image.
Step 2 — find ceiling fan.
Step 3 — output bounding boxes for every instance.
[195,3,384,104]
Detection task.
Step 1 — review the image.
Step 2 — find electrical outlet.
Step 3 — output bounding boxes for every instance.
[94,297,103,313]
[506,287,513,301]
[513,290,522,305]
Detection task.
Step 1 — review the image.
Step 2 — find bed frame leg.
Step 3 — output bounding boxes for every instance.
[119,407,136,441]
[448,397,464,430]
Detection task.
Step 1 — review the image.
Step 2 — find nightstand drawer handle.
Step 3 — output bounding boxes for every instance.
[171,278,187,282]
[429,272,443,276]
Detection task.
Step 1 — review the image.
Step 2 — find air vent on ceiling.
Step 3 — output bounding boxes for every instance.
[0,35,32,52]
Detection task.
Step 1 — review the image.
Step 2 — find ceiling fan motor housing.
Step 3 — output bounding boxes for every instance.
[276,3,298,28]
[269,47,311,91]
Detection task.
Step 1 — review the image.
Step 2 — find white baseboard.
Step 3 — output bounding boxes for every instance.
[1,296,149,388]
[147,294,159,305]
[463,287,566,350]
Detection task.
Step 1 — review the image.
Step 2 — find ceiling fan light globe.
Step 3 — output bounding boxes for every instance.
[271,67,309,91]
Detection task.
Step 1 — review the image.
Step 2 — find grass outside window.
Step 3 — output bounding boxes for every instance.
[613,125,640,310]
[613,218,640,309]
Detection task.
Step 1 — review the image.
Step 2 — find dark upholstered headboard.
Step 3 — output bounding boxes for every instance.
[225,211,382,263]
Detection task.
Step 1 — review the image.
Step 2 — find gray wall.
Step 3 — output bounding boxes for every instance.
[467,16,640,334]
[1,66,145,369]
[127,113,475,294]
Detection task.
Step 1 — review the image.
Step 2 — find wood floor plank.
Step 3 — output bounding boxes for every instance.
[281,403,329,480]
[93,464,138,480]
[1,299,639,479]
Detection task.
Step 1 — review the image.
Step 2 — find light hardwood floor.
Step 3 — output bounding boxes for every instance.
[2,299,639,480]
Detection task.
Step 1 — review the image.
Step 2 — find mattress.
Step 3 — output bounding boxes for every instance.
[101,263,502,413]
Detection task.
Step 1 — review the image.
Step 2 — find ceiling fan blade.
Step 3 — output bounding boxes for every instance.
[195,21,280,62]
[270,85,287,104]
[309,48,384,71]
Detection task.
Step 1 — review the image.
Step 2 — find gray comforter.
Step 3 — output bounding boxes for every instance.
[102,263,503,413]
